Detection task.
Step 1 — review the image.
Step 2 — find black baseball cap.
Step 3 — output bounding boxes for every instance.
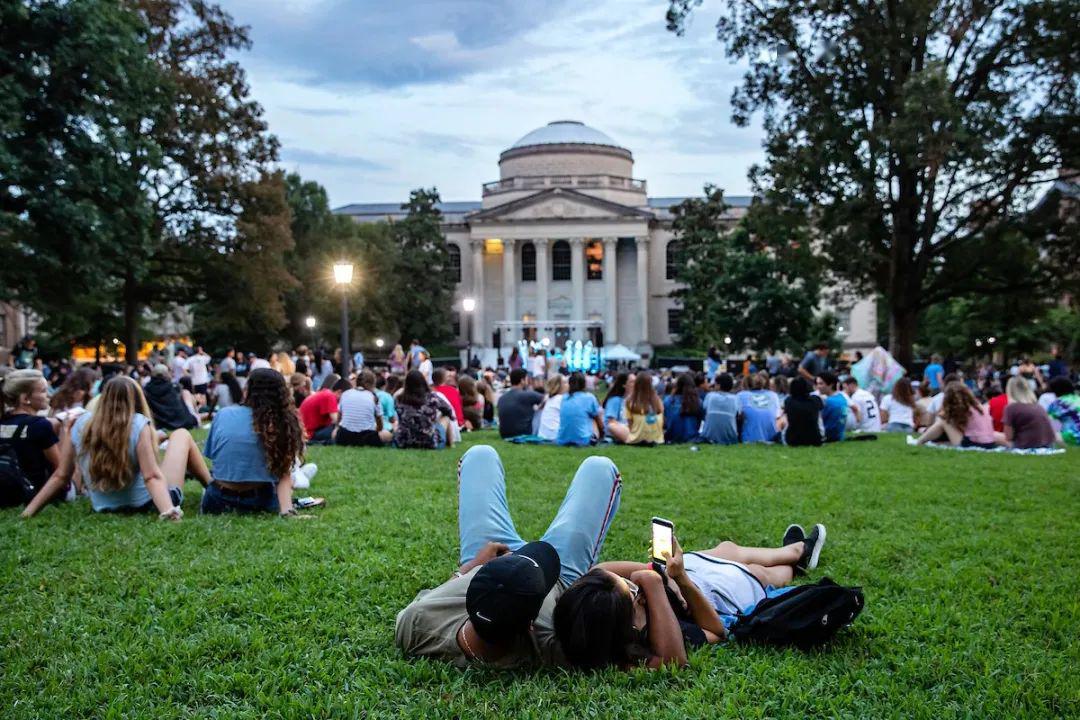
[465,541,561,643]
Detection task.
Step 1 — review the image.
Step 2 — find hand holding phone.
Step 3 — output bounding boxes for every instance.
[651,517,674,569]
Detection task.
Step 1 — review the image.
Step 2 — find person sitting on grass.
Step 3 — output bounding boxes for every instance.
[497,368,544,439]
[555,372,603,447]
[602,372,633,444]
[48,366,97,419]
[201,369,313,516]
[1046,377,1079,446]
[880,377,917,433]
[553,523,826,669]
[458,375,483,431]
[622,370,664,446]
[912,381,1004,449]
[779,376,823,446]
[699,372,740,445]
[213,371,243,410]
[431,367,465,429]
[335,369,391,447]
[394,444,622,668]
[816,372,848,442]
[376,374,400,434]
[143,364,198,431]
[1001,376,1057,450]
[1,370,61,506]
[737,373,780,443]
[393,370,455,449]
[537,373,567,442]
[23,376,211,520]
[298,374,346,445]
[663,373,704,444]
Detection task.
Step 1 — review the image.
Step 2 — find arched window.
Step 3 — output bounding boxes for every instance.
[666,240,682,280]
[448,243,461,283]
[521,242,536,281]
[552,240,572,281]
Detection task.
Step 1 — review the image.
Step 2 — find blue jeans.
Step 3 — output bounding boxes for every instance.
[309,425,335,445]
[200,482,279,514]
[457,445,622,585]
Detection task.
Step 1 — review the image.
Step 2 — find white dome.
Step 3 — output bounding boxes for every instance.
[510,120,623,150]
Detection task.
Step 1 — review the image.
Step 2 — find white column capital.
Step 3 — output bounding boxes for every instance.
[635,236,650,247]
[569,236,586,247]
[501,237,517,249]
[602,236,618,247]
[469,238,485,251]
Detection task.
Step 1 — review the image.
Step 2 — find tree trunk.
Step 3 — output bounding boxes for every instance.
[123,267,140,365]
[888,305,919,369]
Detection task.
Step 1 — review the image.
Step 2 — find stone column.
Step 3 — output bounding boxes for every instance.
[502,238,516,336]
[535,238,549,325]
[470,239,485,345]
[635,236,649,345]
[570,237,586,339]
[602,237,618,344]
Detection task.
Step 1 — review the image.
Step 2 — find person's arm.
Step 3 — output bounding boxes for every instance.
[456,542,511,576]
[664,539,727,641]
[631,569,688,669]
[276,472,294,516]
[135,426,181,519]
[21,425,76,518]
[798,360,814,381]
[594,560,649,578]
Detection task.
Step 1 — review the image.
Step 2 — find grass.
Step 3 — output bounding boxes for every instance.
[2,432,1078,719]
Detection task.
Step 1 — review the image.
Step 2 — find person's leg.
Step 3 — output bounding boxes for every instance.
[159,428,211,488]
[540,456,622,585]
[744,562,794,587]
[607,421,629,444]
[457,445,525,564]
[698,540,802,568]
[915,419,947,445]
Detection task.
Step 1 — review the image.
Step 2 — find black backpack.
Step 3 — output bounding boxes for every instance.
[0,423,36,508]
[730,577,864,649]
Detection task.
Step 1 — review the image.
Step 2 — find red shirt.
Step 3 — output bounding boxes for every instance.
[988,394,1009,433]
[299,389,338,439]
[433,384,466,427]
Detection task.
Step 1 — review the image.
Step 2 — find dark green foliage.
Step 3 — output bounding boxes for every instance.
[667,0,1080,365]
[391,188,456,345]
[1,432,1077,717]
[672,186,824,352]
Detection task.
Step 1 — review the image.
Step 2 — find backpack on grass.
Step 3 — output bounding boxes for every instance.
[0,423,35,507]
[730,577,864,649]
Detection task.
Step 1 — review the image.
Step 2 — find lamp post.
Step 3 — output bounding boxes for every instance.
[462,297,476,370]
[333,261,354,378]
[305,315,317,347]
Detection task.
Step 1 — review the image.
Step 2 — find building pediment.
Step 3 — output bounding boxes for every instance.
[467,188,654,223]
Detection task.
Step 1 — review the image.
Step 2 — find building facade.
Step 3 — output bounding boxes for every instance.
[336,120,876,359]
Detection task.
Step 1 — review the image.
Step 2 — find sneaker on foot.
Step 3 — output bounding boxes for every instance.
[797,524,827,571]
[782,524,805,547]
[292,462,318,490]
[906,434,918,446]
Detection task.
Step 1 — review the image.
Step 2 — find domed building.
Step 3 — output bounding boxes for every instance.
[336,120,876,360]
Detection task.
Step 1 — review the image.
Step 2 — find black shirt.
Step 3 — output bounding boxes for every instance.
[783,396,823,446]
[497,389,544,438]
[0,414,59,490]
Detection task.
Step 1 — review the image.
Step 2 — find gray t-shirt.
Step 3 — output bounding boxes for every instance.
[394,567,565,669]
[497,389,544,438]
[700,391,739,445]
[338,388,382,432]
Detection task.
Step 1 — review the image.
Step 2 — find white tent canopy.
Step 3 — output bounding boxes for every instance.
[604,344,642,362]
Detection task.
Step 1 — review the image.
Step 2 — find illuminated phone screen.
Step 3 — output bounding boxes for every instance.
[652,519,673,564]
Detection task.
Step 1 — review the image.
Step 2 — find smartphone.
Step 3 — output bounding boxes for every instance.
[651,517,674,566]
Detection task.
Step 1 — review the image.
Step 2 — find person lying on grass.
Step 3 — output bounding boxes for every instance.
[553,524,826,669]
[22,376,212,521]
[395,444,621,668]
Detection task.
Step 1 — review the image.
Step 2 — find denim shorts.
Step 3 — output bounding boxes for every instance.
[98,486,183,514]
[200,481,279,515]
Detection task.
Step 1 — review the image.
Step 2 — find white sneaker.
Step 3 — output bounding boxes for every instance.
[906,435,918,446]
[292,462,317,489]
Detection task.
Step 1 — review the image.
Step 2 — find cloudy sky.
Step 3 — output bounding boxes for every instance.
[217,0,763,207]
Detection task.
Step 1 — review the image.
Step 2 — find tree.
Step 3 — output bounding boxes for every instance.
[391,188,456,344]
[671,185,825,351]
[667,0,1080,366]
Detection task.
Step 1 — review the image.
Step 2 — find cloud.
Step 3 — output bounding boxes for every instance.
[279,147,387,171]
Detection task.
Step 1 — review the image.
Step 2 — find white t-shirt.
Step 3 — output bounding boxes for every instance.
[849,388,881,432]
[219,356,237,375]
[537,394,564,440]
[530,355,545,378]
[419,359,433,385]
[250,358,271,370]
[171,355,189,382]
[338,388,382,432]
[929,392,945,417]
[187,353,210,385]
[880,394,915,427]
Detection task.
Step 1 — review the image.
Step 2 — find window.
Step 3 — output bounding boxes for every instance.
[585,240,603,280]
[521,242,536,281]
[667,308,683,337]
[552,240,571,281]
[448,244,461,283]
[666,241,683,280]
[836,308,852,336]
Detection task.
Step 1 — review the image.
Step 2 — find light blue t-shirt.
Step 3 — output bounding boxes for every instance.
[603,396,625,439]
[73,412,152,511]
[701,391,739,445]
[556,392,601,446]
[204,406,277,483]
[376,389,396,422]
[923,363,945,391]
[821,393,848,442]
[738,390,780,443]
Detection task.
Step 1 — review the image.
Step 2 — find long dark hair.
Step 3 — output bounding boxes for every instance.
[399,370,430,407]
[674,372,701,417]
[219,371,242,406]
[891,377,915,408]
[50,366,97,412]
[567,372,586,394]
[243,368,304,479]
[603,372,630,408]
[553,569,639,670]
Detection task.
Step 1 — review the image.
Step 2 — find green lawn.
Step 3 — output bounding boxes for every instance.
[2,433,1078,719]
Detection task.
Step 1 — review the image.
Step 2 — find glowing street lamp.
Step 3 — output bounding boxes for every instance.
[334,261,354,377]
[723,335,733,346]
[305,316,317,329]
[375,338,385,349]
[462,297,477,370]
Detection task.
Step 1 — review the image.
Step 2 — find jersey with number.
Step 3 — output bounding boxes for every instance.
[850,388,881,432]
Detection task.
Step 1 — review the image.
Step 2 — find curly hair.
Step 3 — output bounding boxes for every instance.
[941,381,983,431]
[243,368,304,479]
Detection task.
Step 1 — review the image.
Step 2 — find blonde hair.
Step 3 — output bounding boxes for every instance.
[1005,376,1037,404]
[80,376,156,492]
[272,352,295,376]
[1,369,45,415]
[545,373,564,397]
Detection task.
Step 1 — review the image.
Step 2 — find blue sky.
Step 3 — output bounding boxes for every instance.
[217,0,763,207]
